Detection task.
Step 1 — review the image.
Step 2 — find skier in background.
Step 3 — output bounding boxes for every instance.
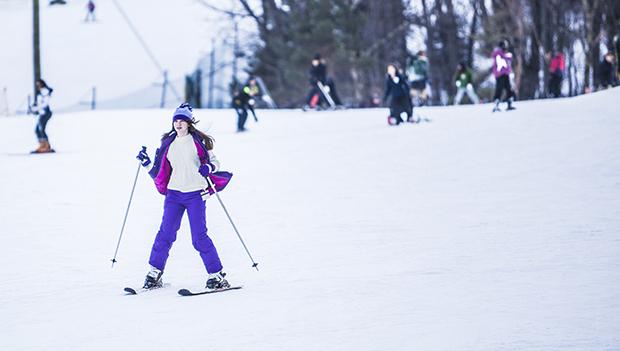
[30,79,55,154]
[134,103,233,291]
[546,51,565,98]
[383,63,413,125]
[243,76,260,122]
[406,50,429,106]
[491,39,516,112]
[453,62,479,105]
[303,54,342,109]
[232,85,252,132]
[599,52,616,89]
[85,0,96,22]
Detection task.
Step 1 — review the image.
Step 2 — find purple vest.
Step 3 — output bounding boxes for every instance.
[492,48,513,78]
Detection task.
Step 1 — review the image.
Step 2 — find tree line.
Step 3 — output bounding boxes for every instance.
[236,0,619,107]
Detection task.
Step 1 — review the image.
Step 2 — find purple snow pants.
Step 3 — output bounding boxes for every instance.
[149,189,223,273]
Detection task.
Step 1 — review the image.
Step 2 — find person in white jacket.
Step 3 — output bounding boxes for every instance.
[31,79,54,153]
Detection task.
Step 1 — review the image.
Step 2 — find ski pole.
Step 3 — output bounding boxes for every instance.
[111,146,145,268]
[206,176,259,271]
[249,105,258,122]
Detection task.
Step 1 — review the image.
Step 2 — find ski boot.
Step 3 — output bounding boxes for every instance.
[205,271,230,291]
[492,99,501,112]
[143,267,163,289]
[31,141,45,154]
[506,98,516,111]
[31,140,55,154]
[407,115,420,124]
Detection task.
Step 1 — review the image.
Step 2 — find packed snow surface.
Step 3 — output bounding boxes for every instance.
[1,90,619,350]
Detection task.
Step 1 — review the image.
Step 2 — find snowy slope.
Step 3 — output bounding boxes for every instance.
[1,91,619,350]
[0,0,220,112]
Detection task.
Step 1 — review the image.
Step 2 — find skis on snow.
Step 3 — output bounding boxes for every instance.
[123,283,171,295]
[123,284,242,296]
[178,286,242,297]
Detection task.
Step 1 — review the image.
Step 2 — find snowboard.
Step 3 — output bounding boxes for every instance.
[178,286,242,297]
[29,149,56,155]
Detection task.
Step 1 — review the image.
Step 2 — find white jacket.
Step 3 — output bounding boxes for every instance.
[33,87,52,114]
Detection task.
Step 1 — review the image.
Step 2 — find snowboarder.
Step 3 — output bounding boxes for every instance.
[383,63,413,125]
[406,50,429,106]
[546,51,565,98]
[85,0,96,22]
[30,79,55,154]
[135,103,233,291]
[491,39,516,112]
[599,52,616,89]
[303,54,342,109]
[453,62,479,105]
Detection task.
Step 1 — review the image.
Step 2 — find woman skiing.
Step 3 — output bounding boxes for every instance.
[135,103,233,290]
[31,79,55,153]
[383,63,413,125]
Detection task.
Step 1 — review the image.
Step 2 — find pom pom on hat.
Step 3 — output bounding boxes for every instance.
[173,103,194,123]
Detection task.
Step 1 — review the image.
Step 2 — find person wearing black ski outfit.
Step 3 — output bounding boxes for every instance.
[599,52,616,89]
[383,63,412,125]
[232,88,251,132]
[304,54,342,108]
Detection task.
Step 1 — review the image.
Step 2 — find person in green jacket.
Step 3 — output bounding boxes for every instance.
[406,50,430,106]
[453,62,479,105]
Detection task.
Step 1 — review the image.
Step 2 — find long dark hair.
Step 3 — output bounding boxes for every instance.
[161,122,214,150]
[36,79,53,95]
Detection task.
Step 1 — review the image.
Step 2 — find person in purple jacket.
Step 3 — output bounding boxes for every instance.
[491,39,516,112]
[135,103,233,290]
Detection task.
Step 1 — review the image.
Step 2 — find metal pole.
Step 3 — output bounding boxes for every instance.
[208,39,215,108]
[206,176,259,271]
[2,87,9,116]
[232,17,239,88]
[33,0,41,97]
[160,70,168,108]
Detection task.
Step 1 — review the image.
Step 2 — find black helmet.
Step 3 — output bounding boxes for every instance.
[498,39,509,50]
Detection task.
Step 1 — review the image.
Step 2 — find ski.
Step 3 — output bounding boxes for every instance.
[178,286,242,296]
[123,283,171,295]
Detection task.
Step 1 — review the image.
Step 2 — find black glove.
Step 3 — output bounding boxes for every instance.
[136,147,151,167]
